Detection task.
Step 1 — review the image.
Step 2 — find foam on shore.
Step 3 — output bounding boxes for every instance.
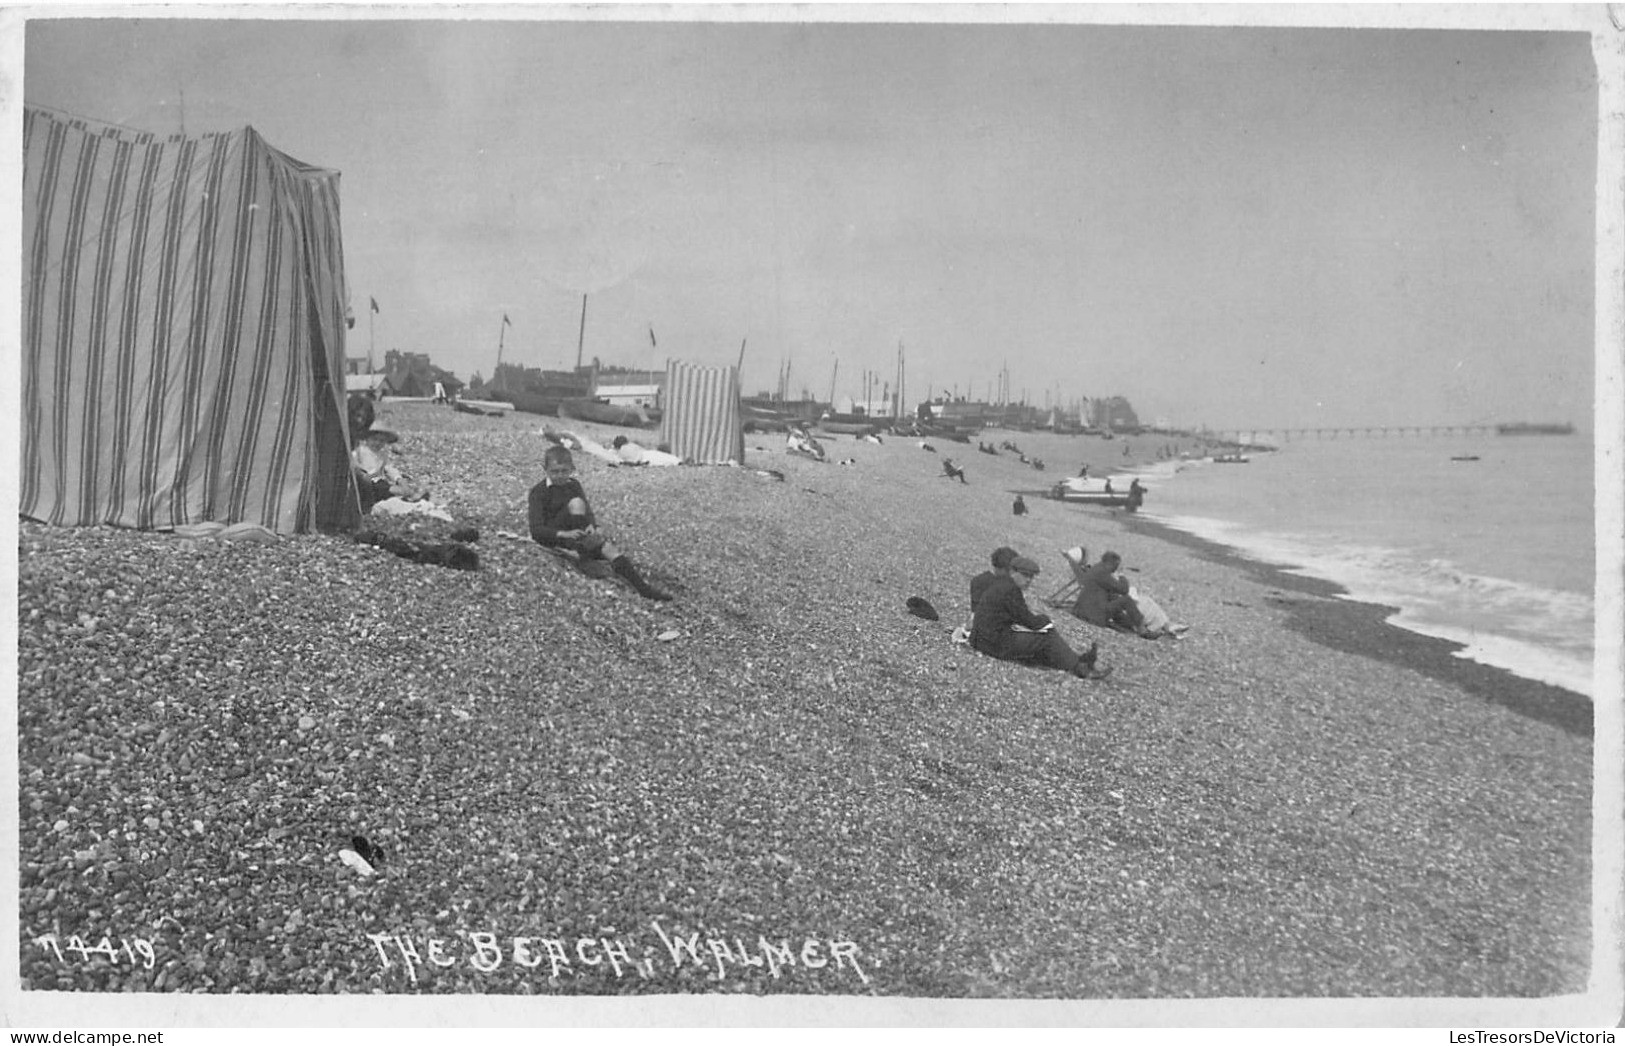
[1137,509,1595,699]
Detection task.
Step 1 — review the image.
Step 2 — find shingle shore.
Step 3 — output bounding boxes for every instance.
[18,401,1592,1000]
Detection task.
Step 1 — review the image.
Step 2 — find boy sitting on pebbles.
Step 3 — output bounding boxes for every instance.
[971,555,1111,681]
[528,446,673,602]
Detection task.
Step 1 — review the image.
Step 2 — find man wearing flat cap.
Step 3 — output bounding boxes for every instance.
[971,555,1111,680]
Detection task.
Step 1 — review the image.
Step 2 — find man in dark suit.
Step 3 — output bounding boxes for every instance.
[1072,550,1146,633]
[971,556,1110,681]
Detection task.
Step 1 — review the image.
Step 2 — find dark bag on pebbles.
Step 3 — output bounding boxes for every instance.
[906,596,940,621]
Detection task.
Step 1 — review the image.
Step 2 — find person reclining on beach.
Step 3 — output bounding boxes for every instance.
[612,434,683,467]
[528,446,673,601]
[1127,581,1188,640]
[1070,550,1154,636]
[941,458,968,484]
[972,556,1111,680]
[787,427,827,461]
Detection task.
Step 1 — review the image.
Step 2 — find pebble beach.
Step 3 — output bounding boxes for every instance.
[17,401,1596,1004]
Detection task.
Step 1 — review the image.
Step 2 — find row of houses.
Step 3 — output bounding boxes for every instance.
[345,351,465,399]
[345,345,1141,435]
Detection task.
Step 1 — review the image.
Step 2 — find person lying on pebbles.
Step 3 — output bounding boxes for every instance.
[970,555,1112,681]
[527,445,673,601]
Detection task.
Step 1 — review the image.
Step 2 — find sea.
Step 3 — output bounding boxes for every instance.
[1117,432,1600,698]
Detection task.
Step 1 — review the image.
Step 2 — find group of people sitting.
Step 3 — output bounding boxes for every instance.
[1068,547,1187,640]
[964,547,1112,681]
[960,543,1190,681]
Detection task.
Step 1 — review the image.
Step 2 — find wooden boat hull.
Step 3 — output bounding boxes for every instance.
[492,389,564,416]
[815,416,883,436]
[452,398,512,416]
[742,405,797,432]
[1048,492,1137,509]
[559,398,653,428]
[1047,479,1145,510]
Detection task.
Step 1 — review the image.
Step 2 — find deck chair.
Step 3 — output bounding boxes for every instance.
[1043,546,1090,608]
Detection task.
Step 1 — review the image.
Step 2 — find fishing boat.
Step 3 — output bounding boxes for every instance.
[559,397,654,428]
[452,397,512,416]
[814,411,883,437]
[1045,477,1146,511]
[741,405,795,432]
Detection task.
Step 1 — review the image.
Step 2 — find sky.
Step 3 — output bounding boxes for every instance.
[17,7,1609,431]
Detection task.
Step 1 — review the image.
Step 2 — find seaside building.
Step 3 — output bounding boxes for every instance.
[383,349,463,399]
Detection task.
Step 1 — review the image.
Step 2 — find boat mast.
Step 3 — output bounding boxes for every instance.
[574,294,588,370]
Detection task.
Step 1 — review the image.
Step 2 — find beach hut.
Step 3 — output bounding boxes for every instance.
[21,106,360,535]
[658,360,745,465]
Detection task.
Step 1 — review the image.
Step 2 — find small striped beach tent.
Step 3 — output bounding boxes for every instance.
[658,359,745,465]
[21,106,360,534]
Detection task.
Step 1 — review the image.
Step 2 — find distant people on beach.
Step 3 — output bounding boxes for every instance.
[1126,479,1145,512]
[1013,494,1028,516]
[972,556,1111,681]
[528,445,672,601]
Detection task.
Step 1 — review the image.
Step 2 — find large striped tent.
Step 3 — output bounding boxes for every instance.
[657,360,745,465]
[21,106,360,535]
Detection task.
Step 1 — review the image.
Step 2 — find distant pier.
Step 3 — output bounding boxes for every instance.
[1210,424,1504,445]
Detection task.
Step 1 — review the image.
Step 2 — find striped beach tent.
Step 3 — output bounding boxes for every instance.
[21,106,360,535]
[657,359,745,465]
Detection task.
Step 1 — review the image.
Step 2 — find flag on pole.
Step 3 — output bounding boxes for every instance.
[502,313,512,327]
[370,297,379,314]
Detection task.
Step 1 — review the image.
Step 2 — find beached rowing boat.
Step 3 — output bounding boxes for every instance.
[1046,476,1146,510]
[559,398,654,428]
[452,398,512,416]
[814,412,883,437]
